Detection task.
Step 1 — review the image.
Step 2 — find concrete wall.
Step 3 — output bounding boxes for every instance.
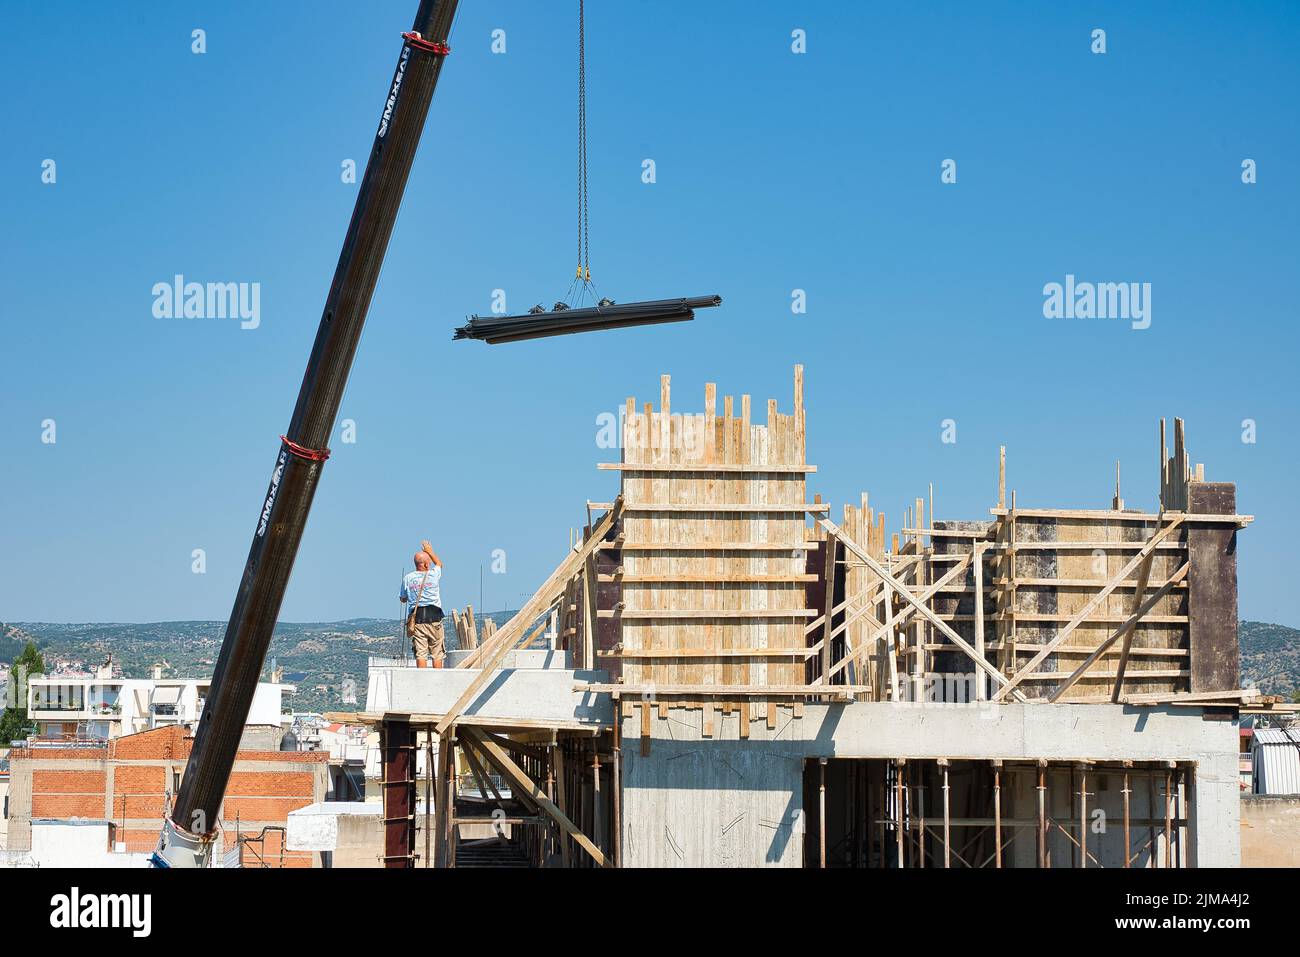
[1240,795,1300,867]
[621,701,1240,867]
[1,821,151,868]
[286,801,383,868]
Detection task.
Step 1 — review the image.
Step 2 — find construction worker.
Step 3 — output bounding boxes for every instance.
[400,540,445,668]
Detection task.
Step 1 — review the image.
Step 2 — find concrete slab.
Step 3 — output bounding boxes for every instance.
[444,648,572,670]
[621,701,1240,867]
[366,666,613,728]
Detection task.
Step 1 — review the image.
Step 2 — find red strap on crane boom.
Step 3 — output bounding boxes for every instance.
[402,31,451,55]
[280,435,331,462]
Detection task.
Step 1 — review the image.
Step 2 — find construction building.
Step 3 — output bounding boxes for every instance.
[338,367,1274,867]
[25,661,292,741]
[2,725,328,867]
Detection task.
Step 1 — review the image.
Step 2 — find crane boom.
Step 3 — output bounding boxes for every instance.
[153,0,460,868]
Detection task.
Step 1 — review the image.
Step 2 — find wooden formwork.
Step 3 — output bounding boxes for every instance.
[595,367,842,735]
[411,374,1261,867]
[828,416,1252,705]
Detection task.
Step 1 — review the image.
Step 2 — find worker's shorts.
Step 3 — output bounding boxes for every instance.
[412,621,446,662]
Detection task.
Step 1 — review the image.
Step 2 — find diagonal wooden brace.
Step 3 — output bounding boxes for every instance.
[461,726,608,867]
[436,501,620,736]
[1048,562,1190,702]
[818,518,1024,701]
[995,516,1184,701]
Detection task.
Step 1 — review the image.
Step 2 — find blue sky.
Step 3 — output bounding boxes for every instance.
[1,1,1297,626]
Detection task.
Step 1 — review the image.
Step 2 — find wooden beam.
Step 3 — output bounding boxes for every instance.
[462,727,608,867]
[995,517,1184,701]
[820,518,1024,700]
[974,544,986,701]
[1046,562,1188,703]
[825,554,971,682]
[459,736,510,811]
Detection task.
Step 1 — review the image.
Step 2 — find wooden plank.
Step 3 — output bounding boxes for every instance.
[600,648,816,659]
[990,507,1251,525]
[609,542,808,551]
[995,518,1184,701]
[602,574,819,583]
[612,609,816,619]
[821,518,1022,700]
[577,683,870,696]
[598,463,818,473]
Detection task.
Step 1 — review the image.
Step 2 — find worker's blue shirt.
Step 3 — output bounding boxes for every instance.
[401,567,442,608]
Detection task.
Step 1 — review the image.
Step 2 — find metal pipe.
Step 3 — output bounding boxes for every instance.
[155,0,460,868]
[454,295,722,344]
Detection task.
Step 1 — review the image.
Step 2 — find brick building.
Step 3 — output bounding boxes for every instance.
[4,725,329,866]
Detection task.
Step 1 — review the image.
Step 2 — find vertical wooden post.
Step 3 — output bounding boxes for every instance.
[916,762,926,868]
[582,550,597,671]
[1122,763,1132,868]
[912,499,926,703]
[1170,764,1180,868]
[821,535,836,685]
[992,760,1002,869]
[545,745,557,862]
[1148,768,1159,868]
[612,722,622,868]
[998,446,1006,510]
[1036,760,1047,869]
[592,752,603,857]
[1078,763,1088,869]
[432,726,446,868]
[445,728,457,868]
[895,759,906,868]
[554,745,571,868]
[974,545,986,701]
[424,729,433,868]
[819,758,828,868]
[1177,765,1187,868]
[940,759,951,868]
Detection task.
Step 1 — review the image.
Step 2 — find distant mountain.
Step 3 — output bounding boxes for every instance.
[9,612,518,714]
[13,615,1295,711]
[1240,620,1300,698]
[1,623,40,664]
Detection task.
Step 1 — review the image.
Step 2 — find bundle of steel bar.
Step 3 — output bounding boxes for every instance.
[453,295,722,344]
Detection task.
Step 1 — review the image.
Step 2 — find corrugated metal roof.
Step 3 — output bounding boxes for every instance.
[1252,727,1300,794]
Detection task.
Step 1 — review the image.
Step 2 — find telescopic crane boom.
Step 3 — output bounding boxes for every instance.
[152,0,460,867]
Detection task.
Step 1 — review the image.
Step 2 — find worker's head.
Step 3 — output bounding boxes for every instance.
[413,551,431,571]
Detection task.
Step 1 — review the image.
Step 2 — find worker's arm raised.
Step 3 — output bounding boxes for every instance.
[421,540,443,567]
